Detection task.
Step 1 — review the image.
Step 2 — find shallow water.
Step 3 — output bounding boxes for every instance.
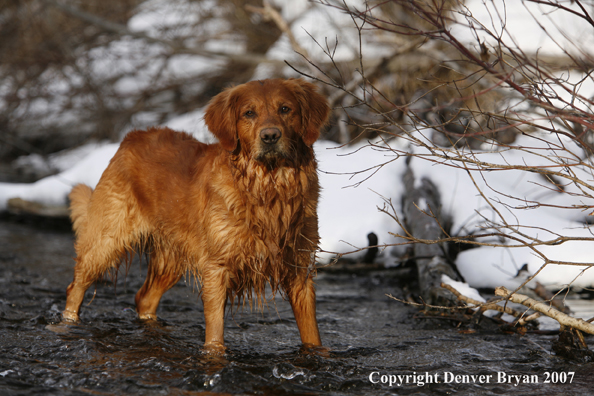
[1,218,593,395]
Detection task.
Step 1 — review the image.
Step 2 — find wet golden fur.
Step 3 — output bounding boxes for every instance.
[63,78,330,349]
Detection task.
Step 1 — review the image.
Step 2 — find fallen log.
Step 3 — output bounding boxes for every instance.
[7,197,69,218]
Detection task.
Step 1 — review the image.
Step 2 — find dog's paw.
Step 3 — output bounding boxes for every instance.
[61,309,79,323]
[138,312,158,321]
[203,341,227,357]
[300,343,330,357]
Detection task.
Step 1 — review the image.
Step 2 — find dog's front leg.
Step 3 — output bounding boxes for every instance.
[201,267,228,353]
[285,274,322,347]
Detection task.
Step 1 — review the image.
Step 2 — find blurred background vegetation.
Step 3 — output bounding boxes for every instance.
[1,0,591,184]
[0,0,288,180]
[1,0,494,180]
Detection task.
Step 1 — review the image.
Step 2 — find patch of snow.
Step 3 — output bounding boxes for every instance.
[441,274,486,304]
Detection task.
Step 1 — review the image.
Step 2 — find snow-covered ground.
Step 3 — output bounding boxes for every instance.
[1,0,593,292]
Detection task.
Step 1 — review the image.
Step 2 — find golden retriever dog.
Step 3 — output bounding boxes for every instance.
[62,78,329,351]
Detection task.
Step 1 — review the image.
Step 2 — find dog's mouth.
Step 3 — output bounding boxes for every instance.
[255,145,290,168]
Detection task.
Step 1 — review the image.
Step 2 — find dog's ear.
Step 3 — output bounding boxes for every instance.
[204,87,239,152]
[288,79,330,146]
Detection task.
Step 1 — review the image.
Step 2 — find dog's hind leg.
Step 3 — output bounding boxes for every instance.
[63,188,143,322]
[63,239,130,322]
[135,246,182,320]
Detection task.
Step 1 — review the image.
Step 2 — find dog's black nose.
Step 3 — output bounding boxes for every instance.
[260,128,281,144]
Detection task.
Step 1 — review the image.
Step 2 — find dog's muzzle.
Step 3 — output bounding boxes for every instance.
[260,128,281,145]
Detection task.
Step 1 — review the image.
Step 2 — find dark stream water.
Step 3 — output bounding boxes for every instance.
[1,217,593,395]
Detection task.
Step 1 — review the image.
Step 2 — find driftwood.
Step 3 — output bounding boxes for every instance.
[441,282,541,326]
[7,198,69,218]
[495,286,594,335]
[402,162,459,304]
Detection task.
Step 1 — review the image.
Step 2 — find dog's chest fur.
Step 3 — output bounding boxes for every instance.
[200,157,317,292]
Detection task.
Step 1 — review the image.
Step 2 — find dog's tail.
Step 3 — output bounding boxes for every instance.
[69,184,93,236]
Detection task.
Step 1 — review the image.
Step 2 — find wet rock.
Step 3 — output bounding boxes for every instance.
[552,328,594,363]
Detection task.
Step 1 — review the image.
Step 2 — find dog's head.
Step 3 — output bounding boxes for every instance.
[205,78,329,167]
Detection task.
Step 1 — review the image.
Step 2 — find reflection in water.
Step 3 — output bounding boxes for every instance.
[0,219,593,395]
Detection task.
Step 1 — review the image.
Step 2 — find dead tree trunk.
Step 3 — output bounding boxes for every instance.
[401,160,459,305]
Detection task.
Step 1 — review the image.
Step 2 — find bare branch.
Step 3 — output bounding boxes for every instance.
[496,286,594,335]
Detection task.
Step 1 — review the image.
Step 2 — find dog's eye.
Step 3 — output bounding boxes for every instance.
[244,110,256,118]
[280,106,291,114]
